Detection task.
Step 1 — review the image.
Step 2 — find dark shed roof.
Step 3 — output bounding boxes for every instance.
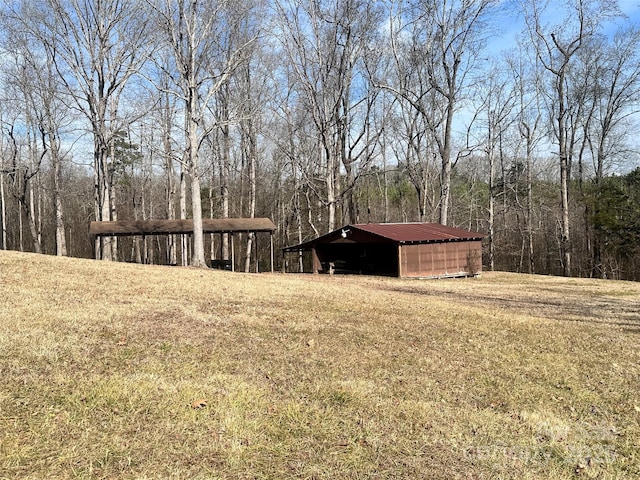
[90,218,276,237]
[283,223,484,252]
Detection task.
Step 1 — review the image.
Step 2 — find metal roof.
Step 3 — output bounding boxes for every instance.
[282,222,484,251]
[90,218,276,237]
[352,223,484,243]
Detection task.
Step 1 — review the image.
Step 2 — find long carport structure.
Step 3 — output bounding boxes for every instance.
[90,218,277,271]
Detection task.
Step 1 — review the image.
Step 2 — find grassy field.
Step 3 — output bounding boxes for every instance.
[1,250,639,479]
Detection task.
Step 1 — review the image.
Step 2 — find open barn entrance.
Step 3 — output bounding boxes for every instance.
[314,242,398,276]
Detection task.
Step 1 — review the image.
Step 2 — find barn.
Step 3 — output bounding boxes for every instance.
[282,223,484,278]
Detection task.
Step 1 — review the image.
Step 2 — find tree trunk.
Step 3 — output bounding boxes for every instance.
[108,138,118,262]
[52,138,66,256]
[190,171,206,267]
[326,139,337,231]
[26,181,41,254]
[488,147,495,271]
[132,193,142,264]
[209,176,216,262]
[165,152,177,266]
[98,144,113,261]
[243,117,257,273]
[179,150,188,266]
[558,89,571,277]
[187,77,207,268]
[439,157,452,226]
[18,192,23,252]
[526,135,534,274]
[220,121,231,261]
[327,169,336,231]
[0,170,6,250]
[438,93,455,226]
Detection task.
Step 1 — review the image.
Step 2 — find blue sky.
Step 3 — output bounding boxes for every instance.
[620,0,640,18]
[490,0,640,54]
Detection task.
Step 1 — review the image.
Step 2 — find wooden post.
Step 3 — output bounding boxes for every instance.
[270,233,274,273]
[255,232,259,273]
[231,232,235,272]
[312,248,321,274]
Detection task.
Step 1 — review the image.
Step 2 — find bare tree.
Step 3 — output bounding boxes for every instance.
[508,44,545,274]
[473,60,516,271]
[376,0,498,225]
[149,0,257,267]
[155,60,180,265]
[268,62,320,264]
[26,45,70,256]
[0,130,5,250]
[0,108,13,252]
[239,61,259,272]
[578,26,640,277]
[10,0,152,260]
[275,0,382,231]
[387,98,439,222]
[0,54,52,254]
[522,0,620,276]
[2,118,43,253]
[0,5,76,256]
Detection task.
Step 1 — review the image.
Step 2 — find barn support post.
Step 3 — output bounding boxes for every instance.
[270,233,274,273]
[255,232,259,273]
[312,248,321,274]
[397,244,403,278]
[231,233,235,272]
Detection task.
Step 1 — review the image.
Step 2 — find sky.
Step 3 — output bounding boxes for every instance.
[490,0,640,54]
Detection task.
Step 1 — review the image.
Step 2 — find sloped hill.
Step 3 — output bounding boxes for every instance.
[1,250,639,479]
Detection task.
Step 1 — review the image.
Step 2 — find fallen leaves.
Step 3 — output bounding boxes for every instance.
[191,399,208,409]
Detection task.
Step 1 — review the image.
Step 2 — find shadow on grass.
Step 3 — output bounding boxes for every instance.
[384,285,640,331]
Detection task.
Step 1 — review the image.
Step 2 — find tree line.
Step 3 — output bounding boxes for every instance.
[0,0,639,280]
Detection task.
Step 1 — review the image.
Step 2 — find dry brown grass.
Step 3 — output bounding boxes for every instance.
[1,250,639,479]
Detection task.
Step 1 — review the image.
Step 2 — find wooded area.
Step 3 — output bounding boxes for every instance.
[0,0,639,279]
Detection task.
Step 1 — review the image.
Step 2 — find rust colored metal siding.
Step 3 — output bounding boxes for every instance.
[399,240,482,278]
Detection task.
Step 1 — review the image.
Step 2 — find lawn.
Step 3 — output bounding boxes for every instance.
[0,250,639,479]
